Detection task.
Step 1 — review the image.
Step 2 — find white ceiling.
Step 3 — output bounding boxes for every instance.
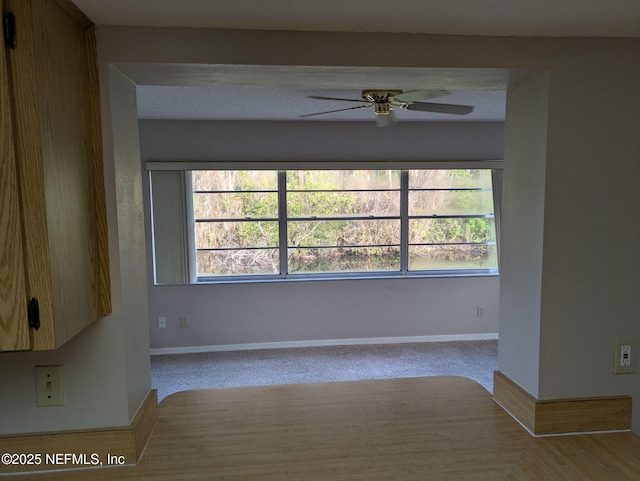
[75,0,638,123]
[73,0,639,38]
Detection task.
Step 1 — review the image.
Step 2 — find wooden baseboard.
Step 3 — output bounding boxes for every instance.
[493,371,631,436]
[493,371,537,432]
[0,389,158,474]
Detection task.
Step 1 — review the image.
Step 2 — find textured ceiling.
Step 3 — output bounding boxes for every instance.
[136,87,506,122]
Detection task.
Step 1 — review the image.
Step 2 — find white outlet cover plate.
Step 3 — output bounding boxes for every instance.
[614,338,637,374]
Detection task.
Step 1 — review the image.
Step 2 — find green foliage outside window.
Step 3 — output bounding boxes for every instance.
[192,169,496,276]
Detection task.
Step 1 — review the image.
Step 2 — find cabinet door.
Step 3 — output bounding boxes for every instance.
[0,0,30,351]
[5,0,111,350]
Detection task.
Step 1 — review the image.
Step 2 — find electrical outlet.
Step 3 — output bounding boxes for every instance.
[179,316,189,328]
[158,316,167,328]
[35,366,64,406]
[477,306,485,317]
[614,338,637,374]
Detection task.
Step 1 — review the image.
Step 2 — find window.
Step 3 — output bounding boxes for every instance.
[149,164,501,283]
[193,170,280,276]
[286,170,401,275]
[407,170,497,271]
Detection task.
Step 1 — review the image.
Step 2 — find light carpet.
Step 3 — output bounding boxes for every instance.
[151,340,498,401]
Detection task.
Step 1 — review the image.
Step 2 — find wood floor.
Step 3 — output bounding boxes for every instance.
[6,376,640,480]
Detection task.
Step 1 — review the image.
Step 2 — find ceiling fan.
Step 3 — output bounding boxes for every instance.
[300,89,474,127]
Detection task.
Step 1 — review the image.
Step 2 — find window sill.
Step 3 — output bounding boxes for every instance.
[166,269,500,286]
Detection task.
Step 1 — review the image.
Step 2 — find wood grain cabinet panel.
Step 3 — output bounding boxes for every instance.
[0,0,111,351]
[0,3,29,351]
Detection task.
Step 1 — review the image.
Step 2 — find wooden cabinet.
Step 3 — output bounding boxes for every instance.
[0,0,111,351]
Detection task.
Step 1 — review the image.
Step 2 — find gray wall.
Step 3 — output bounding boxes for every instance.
[148,277,499,349]
[140,120,504,350]
[139,119,505,161]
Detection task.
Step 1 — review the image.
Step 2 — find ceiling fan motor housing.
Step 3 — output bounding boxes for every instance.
[362,90,402,115]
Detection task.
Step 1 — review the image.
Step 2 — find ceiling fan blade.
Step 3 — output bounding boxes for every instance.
[307,95,369,103]
[376,109,397,127]
[300,104,371,118]
[393,90,450,103]
[405,102,474,115]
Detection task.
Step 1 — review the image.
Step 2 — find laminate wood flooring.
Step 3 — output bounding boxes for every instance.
[6,376,640,480]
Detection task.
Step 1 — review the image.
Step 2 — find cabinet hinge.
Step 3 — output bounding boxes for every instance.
[3,12,16,49]
[28,298,40,330]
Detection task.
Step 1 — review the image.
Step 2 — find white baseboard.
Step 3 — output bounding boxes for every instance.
[150,333,499,356]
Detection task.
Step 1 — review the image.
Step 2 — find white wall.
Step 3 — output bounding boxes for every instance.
[124,29,640,432]
[2,25,639,437]
[498,52,640,425]
[0,321,130,434]
[139,120,503,349]
[537,59,640,401]
[498,72,549,397]
[108,68,153,420]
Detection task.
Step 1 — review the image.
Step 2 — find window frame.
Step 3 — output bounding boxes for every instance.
[191,170,281,278]
[284,169,403,276]
[147,161,503,284]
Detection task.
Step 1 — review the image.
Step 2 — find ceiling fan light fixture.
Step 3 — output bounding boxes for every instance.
[363,90,402,126]
[376,108,397,127]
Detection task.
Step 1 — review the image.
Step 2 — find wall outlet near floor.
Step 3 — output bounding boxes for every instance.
[614,338,637,374]
[158,316,167,328]
[179,316,189,328]
[35,365,64,406]
[476,306,485,317]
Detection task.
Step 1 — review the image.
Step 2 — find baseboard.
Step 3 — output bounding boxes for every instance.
[493,371,632,436]
[150,333,499,355]
[0,389,158,475]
